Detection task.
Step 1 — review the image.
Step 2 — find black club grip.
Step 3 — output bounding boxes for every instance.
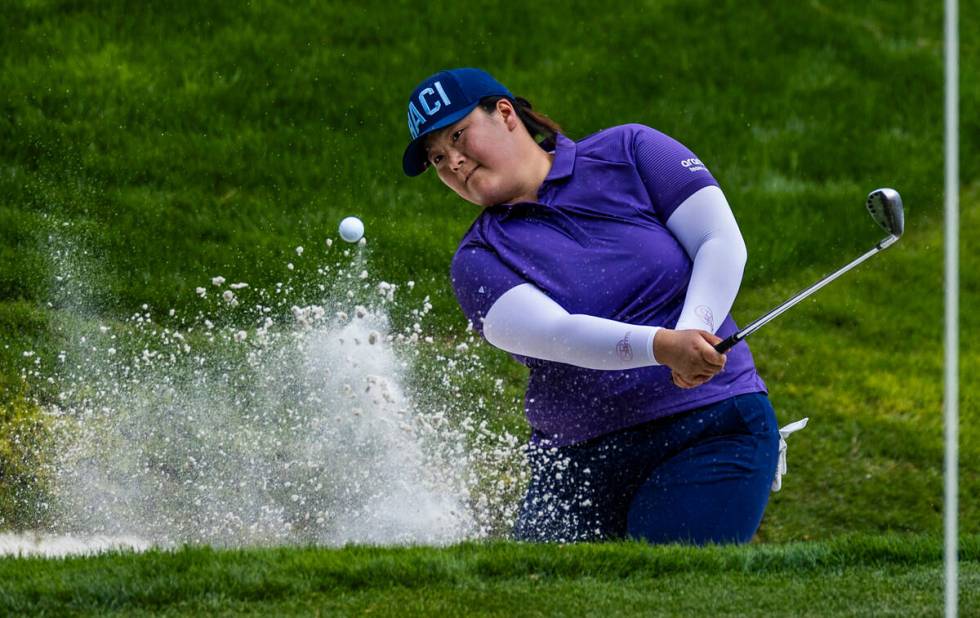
[714,333,740,354]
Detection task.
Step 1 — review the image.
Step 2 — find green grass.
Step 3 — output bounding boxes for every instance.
[1,0,979,613]
[4,0,972,539]
[1,535,978,616]
[1,0,975,327]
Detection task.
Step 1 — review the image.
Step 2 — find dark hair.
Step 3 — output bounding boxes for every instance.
[479,96,563,152]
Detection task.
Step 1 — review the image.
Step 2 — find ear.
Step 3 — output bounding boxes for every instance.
[495,99,521,131]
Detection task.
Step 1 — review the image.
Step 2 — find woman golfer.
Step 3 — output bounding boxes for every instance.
[402,68,781,544]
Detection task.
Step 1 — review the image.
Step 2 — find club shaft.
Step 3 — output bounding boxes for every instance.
[716,235,898,352]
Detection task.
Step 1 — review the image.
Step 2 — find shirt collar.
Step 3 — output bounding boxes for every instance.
[542,133,575,184]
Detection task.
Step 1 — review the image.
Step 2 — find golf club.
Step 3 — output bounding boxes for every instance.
[714,187,904,354]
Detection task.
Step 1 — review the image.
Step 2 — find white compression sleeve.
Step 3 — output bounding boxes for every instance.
[483,283,662,370]
[666,185,747,334]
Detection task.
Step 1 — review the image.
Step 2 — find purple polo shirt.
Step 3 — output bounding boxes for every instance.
[450,124,767,446]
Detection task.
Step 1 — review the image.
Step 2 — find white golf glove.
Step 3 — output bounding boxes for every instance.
[771,418,809,492]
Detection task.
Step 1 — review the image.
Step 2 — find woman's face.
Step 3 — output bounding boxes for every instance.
[424,100,536,207]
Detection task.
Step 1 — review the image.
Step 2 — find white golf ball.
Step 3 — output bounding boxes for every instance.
[338,216,364,243]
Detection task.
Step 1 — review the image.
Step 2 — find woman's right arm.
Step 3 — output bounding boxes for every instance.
[483,283,659,370]
[483,282,725,383]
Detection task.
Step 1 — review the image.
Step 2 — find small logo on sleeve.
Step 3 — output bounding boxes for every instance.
[681,158,707,172]
[695,305,715,331]
[616,331,634,361]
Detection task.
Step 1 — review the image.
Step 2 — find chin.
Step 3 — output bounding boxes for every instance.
[457,186,490,207]
[468,181,509,207]
[473,195,498,207]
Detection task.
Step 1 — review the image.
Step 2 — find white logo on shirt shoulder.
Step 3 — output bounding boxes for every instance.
[681,157,707,172]
[477,286,486,294]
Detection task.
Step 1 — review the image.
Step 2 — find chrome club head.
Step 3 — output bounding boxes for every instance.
[866,188,904,238]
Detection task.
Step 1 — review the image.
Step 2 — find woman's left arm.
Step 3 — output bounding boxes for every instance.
[665,185,747,334]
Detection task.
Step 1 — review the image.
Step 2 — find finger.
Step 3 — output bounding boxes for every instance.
[677,367,712,381]
[685,373,712,386]
[672,371,700,389]
[685,366,725,381]
[695,331,727,363]
[698,344,726,369]
[694,331,725,354]
[672,371,696,389]
[701,330,723,346]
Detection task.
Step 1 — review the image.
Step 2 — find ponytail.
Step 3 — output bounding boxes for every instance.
[479,96,563,152]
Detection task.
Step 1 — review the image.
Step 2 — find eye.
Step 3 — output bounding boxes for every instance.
[430,154,443,166]
[451,129,464,142]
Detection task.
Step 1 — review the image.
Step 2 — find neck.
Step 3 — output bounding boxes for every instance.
[509,146,555,204]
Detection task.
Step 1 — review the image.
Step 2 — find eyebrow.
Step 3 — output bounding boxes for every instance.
[424,120,465,153]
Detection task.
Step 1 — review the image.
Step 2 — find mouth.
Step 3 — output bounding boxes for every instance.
[464,165,479,185]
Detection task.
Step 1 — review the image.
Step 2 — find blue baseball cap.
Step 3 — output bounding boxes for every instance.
[402,68,514,176]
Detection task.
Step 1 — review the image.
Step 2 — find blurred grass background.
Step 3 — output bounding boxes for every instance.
[0,0,977,543]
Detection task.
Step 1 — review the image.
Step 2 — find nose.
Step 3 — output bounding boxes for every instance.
[449,148,467,173]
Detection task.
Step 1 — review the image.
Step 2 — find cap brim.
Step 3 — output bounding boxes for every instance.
[401,102,480,177]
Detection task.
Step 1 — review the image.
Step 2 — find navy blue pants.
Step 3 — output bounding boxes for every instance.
[513,393,780,544]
